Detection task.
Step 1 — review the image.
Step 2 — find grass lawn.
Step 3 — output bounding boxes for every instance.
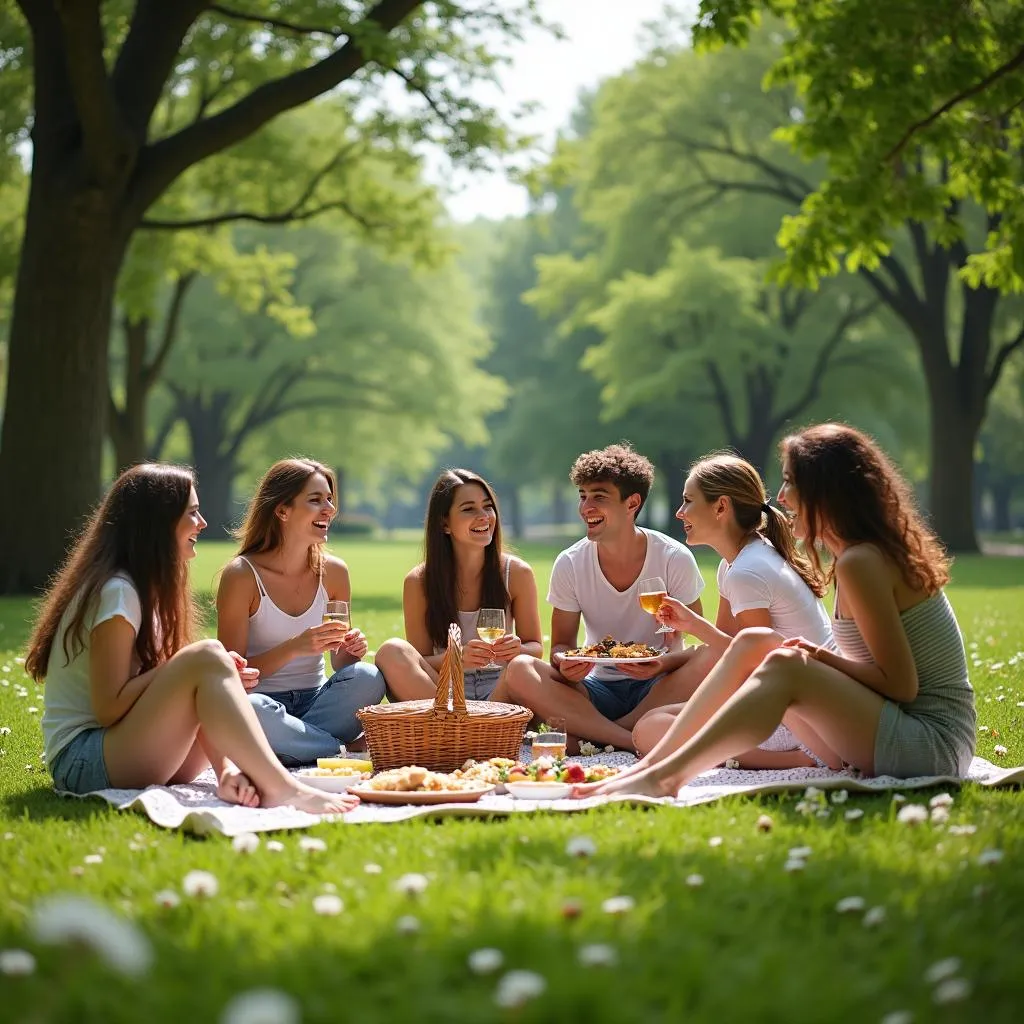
[1,540,1023,1022]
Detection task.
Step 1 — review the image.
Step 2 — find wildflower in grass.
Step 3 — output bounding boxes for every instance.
[182,870,219,898]
[565,836,597,858]
[0,726,10,735]
[265,841,284,853]
[978,725,989,733]
[933,978,971,1004]
[863,906,886,928]
[755,814,773,832]
[896,804,928,825]
[231,833,259,854]
[891,793,907,804]
[394,873,429,896]
[31,895,152,976]
[924,957,961,984]
[0,949,36,976]
[578,943,618,967]
[803,786,823,800]
[299,837,327,853]
[468,948,504,974]
[685,874,704,887]
[220,988,299,1024]
[947,824,976,836]
[930,806,950,824]
[783,859,806,872]
[992,744,1007,757]
[844,809,865,822]
[312,894,343,916]
[396,915,420,935]
[364,863,382,874]
[835,897,865,914]
[708,835,723,847]
[929,793,954,808]
[879,1013,913,1024]
[601,896,635,915]
[154,890,180,909]
[560,898,583,919]
[3,832,14,840]
[84,853,103,865]
[977,849,1004,866]
[494,969,546,1008]
[578,741,599,756]
[27,706,38,713]
[789,846,812,859]
[831,789,849,804]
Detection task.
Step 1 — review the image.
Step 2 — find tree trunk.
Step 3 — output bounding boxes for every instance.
[109,317,151,470]
[504,486,523,540]
[551,482,567,526]
[0,187,128,592]
[991,479,1014,533]
[181,401,237,539]
[927,405,982,553]
[334,465,346,516]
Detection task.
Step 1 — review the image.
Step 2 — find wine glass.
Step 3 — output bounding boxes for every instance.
[476,607,506,669]
[323,599,350,654]
[638,576,672,634]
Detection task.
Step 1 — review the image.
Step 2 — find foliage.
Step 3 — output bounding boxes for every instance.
[693,0,1024,292]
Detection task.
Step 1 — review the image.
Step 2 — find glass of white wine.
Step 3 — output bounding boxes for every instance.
[323,600,350,653]
[476,607,506,669]
[638,576,672,634]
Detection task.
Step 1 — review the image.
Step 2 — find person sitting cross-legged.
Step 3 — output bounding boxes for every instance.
[504,443,706,751]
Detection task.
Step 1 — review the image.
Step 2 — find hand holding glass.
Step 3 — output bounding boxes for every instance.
[323,600,350,653]
[476,608,506,669]
[638,577,672,634]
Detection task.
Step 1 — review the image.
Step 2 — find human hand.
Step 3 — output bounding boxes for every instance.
[654,596,696,634]
[556,653,593,683]
[294,622,349,656]
[614,656,664,680]
[463,639,496,670]
[489,634,522,664]
[338,627,369,660]
[226,650,260,690]
[781,637,821,659]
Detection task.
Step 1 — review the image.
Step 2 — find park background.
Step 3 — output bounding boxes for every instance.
[1,1,1023,1021]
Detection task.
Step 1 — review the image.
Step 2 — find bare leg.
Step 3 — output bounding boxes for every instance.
[103,640,356,814]
[505,655,634,750]
[167,730,259,807]
[615,646,717,729]
[585,647,884,798]
[375,638,439,701]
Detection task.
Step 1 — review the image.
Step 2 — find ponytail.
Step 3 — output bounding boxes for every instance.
[760,506,826,597]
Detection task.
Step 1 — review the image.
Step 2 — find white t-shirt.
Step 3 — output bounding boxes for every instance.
[548,528,705,680]
[41,574,143,764]
[716,538,832,646]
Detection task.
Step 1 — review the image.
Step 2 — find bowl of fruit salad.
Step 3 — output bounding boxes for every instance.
[297,756,373,792]
[503,757,620,799]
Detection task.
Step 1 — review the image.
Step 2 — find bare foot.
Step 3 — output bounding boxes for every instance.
[217,768,260,807]
[262,780,360,815]
[572,766,677,800]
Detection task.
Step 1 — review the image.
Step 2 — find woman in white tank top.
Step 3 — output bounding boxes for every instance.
[375,469,543,703]
[632,454,834,768]
[217,459,385,766]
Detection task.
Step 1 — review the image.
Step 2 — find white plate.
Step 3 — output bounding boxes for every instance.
[296,769,364,793]
[562,650,665,665]
[505,781,572,800]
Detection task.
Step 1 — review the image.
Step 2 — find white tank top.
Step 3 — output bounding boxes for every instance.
[239,557,328,694]
[434,557,513,657]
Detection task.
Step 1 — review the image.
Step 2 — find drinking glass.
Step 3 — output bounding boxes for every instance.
[638,576,671,634]
[476,607,506,669]
[323,599,350,631]
[532,717,567,761]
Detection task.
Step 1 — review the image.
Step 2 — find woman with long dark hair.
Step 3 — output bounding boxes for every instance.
[375,469,543,701]
[630,452,834,767]
[217,458,385,765]
[576,424,976,797]
[27,464,353,813]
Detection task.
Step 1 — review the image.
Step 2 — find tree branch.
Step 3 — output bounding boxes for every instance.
[131,0,422,216]
[704,359,740,446]
[147,405,180,461]
[885,43,1024,160]
[53,0,127,181]
[209,4,347,38]
[144,272,196,389]
[985,321,1024,396]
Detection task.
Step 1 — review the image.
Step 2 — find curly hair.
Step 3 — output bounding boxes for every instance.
[570,443,654,516]
[780,423,950,593]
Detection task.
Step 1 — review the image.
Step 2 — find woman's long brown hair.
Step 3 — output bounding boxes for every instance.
[422,469,508,651]
[234,458,337,575]
[689,452,826,597]
[25,464,198,681]
[780,423,950,592]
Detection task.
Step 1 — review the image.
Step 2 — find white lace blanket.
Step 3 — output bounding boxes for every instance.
[64,747,1024,838]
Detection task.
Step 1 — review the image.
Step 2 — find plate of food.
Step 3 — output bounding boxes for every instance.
[349,765,496,805]
[296,757,373,792]
[563,635,666,664]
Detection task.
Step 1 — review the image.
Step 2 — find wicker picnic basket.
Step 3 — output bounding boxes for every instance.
[357,623,532,772]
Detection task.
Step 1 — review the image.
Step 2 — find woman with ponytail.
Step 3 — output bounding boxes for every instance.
[629,453,834,766]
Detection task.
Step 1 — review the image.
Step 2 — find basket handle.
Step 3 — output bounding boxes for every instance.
[432,622,467,716]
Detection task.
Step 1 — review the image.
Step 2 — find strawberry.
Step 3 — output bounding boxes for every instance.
[564,763,586,784]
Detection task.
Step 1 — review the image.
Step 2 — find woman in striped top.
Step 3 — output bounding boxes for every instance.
[575,423,976,798]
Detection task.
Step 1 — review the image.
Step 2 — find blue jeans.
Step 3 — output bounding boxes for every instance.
[249,662,386,767]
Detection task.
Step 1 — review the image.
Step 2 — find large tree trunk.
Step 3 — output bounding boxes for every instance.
[503,486,523,540]
[181,399,237,539]
[991,479,1014,534]
[0,187,128,591]
[927,403,982,553]
[109,317,151,470]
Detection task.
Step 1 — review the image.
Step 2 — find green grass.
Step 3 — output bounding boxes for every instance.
[1,541,1023,1021]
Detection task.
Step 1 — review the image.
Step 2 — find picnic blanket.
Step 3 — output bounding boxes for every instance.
[64,745,1024,838]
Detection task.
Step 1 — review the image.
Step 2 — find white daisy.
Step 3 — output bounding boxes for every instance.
[976,848,1004,866]
[755,814,773,832]
[312,894,343,916]
[265,841,285,853]
[565,836,597,858]
[835,897,865,914]
[182,870,219,898]
[896,804,928,825]
[685,874,704,887]
[220,988,300,1024]
[930,806,950,824]
[929,793,954,808]
[467,948,504,974]
[932,978,971,1004]
[844,809,865,821]
[578,943,618,967]
[0,949,36,976]
[154,890,180,909]
[924,957,962,984]
[708,836,723,847]
[601,895,635,915]
[879,1012,913,1024]
[788,846,813,859]
[299,837,327,853]
[31,895,152,976]
[494,969,546,1008]
[783,858,806,873]
[863,906,886,928]
[394,873,429,896]
[993,744,1007,756]
[364,863,383,874]
[231,833,260,854]
[830,790,849,804]
[396,915,420,935]
[84,854,103,865]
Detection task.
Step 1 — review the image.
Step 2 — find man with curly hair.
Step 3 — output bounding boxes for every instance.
[505,443,706,750]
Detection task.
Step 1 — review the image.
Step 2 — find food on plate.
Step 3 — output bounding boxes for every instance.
[564,635,660,659]
[502,756,620,785]
[452,757,517,785]
[366,765,490,793]
[315,756,373,774]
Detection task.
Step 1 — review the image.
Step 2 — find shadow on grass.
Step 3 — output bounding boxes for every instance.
[3,782,121,824]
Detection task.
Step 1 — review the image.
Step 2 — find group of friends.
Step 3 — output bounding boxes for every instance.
[28,422,976,816]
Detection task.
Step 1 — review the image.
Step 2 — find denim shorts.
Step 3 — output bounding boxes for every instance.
[50,727,111,794]
[464,668,502,701]
[583,673,665,722]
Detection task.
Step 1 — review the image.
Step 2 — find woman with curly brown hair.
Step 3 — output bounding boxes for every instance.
[575,423,976,798]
